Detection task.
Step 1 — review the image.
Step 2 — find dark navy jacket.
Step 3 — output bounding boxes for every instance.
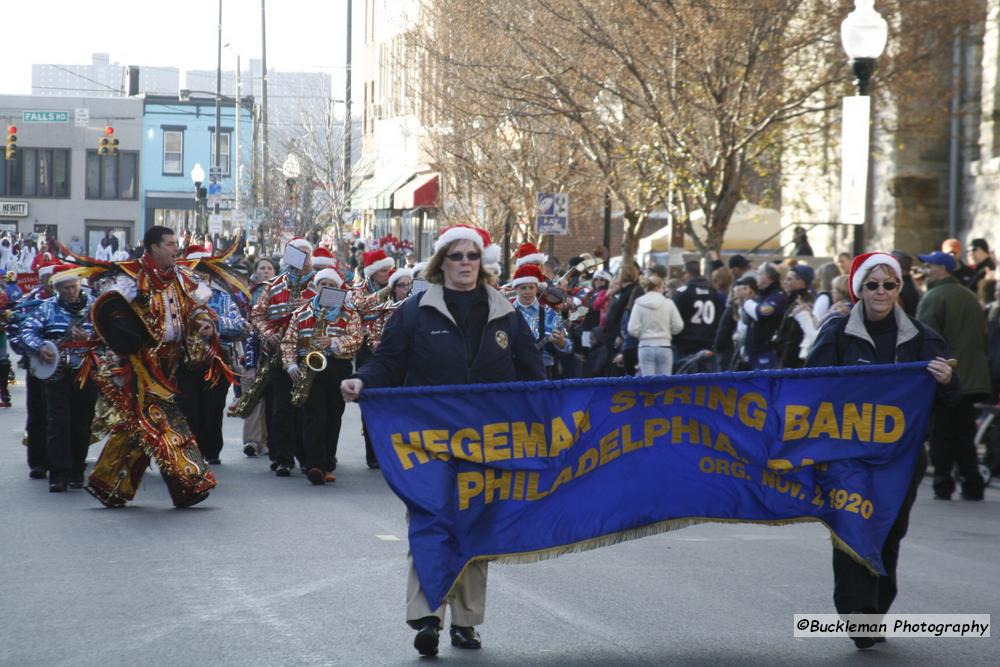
[356,284,544,388]
[805,303,960,404]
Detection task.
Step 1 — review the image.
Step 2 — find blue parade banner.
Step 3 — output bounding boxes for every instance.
[360,364,936,610]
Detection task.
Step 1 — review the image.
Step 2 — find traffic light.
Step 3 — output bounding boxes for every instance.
[4,125,16,161]
[99,126,116,156]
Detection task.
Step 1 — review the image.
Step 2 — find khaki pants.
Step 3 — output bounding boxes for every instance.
[406,551,487,628]
[241,370,268,453]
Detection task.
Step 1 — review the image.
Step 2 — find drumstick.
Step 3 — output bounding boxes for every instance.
[945,358,958,368]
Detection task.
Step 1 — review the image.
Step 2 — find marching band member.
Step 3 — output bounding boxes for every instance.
[0,271,25,407]
[86,226,220,508]
[179,245,248,464]
[511,264,572,379]
[8,262,58,479]
[388,268,414,303]
[20,265,98,493]
[281,267,363,485]
[242,257,277,458]
[249,238,315,477]
[350,248,394,469]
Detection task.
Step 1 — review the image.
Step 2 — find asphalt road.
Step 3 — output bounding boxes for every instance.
[0,378,996,666]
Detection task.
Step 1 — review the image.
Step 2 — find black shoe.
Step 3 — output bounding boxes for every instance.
[269,461,279,471]
[243,444,258,457]
[275,464,291,477]
[414,622,440,656]
[29,467,47,480]
[367,460,381,470]
[450,625,481,649]
[306,468,326,485]
[934,493,952,500]
[851,636,876,649]
[960,491,984,501]
[49,481,67,493]
[68,479,84,490]
[207,458,221,465]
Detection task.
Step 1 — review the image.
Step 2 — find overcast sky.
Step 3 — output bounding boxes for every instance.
[0,0,359,95]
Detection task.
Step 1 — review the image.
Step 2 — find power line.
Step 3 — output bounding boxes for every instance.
[44,64,122,94]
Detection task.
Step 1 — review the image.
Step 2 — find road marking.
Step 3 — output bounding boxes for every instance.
[376,534,400,541]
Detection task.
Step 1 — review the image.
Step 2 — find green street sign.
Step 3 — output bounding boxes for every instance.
[22,111,70,123]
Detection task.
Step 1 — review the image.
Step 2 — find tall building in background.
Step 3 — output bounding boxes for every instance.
[32,53,179,97]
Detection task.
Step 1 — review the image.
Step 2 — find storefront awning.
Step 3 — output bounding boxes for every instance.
[392,172,439,210]
[352,170,413,212]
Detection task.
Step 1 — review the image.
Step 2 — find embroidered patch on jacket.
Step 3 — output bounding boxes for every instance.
[495,330,509,349]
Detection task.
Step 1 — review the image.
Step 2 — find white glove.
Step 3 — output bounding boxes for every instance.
[328,338,341,355]
[742,299,759,321]
[286,364,302,382]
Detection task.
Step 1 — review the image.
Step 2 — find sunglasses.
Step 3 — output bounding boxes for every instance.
[864,280,900,292]
[445,252,481,262]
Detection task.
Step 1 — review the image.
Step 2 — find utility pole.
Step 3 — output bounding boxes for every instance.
[214,0,223,217]
[344,0,353,209]
[261,0,270,213]
[235,54,241,215]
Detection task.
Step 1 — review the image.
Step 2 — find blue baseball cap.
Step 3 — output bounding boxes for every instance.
[917,251,957,272]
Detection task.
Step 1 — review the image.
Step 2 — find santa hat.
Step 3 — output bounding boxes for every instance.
[37,262,59,280]
[432,224,485,255]
[363,249,395,277]
[511,263,545,288]
[515,242,548,268]
[184,245,211,260]
[388,268,414,290]
[288,237,314,255]
[848,252,902,303]
[50,264,81,286]
[412,261,428,280]
[592,270,612,283]
[312,247,337,269]
[314,267,344,288]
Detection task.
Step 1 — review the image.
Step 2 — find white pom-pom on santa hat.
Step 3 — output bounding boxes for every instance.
[848,252,902,303]
[432,225,485,255]
[314,267,344,287]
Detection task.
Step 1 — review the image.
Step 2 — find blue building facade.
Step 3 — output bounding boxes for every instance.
[141,94,253,238]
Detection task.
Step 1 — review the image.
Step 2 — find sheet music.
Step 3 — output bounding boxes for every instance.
[318,287,347,309]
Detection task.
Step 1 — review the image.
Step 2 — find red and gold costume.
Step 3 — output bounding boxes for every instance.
[85,254,230,508]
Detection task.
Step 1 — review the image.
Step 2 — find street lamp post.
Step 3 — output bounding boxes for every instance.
[840,0,888,256]
[191,163,208,236]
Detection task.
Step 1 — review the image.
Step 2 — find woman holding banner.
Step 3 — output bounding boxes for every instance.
[806,251,958,649]
[341,224,544,657]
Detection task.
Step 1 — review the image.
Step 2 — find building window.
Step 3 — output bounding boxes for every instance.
[209,130,231,176]
[163,130,184,175]
[0,148,71,198]
[86,151,139,200]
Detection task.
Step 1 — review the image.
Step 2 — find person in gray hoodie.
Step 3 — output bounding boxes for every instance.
[627,275,684,376]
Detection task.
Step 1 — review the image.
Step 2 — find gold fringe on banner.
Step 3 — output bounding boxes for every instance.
[435,515,877,602]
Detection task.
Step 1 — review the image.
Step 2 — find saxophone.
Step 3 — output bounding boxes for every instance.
[230,272,305,417]
[290,306,330,407]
